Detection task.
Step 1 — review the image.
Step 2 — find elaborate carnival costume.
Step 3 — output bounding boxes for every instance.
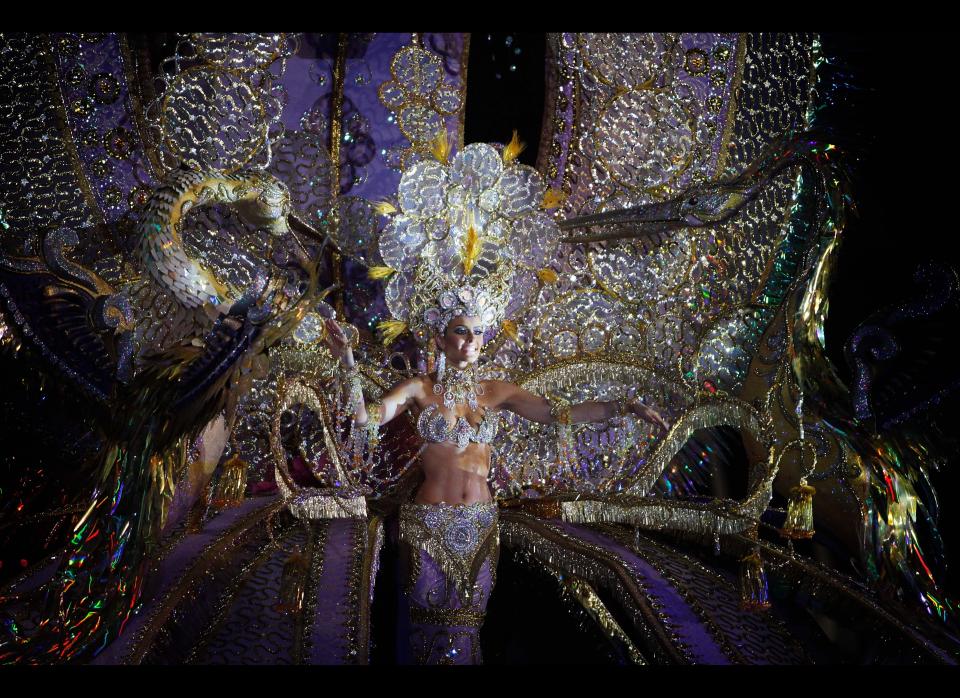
[340,134,570,663]
[1,33,959,665]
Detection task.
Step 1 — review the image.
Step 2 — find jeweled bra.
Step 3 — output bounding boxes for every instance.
[417,404,498,448]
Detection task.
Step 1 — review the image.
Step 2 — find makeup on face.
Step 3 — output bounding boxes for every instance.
[441,316,485,362]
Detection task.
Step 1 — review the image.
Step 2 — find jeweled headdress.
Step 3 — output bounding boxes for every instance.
[372,134,563,345]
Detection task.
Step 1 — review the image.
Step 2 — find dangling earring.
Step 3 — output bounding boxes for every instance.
[435,351,446,385]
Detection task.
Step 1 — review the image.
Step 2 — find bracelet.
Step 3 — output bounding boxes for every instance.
[549,399,571,426]
[340,363,363,414]
[365,403,382,448]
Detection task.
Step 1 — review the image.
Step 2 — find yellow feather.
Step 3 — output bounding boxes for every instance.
[367,265,396,280]
[376,319,408,346]
[501,319,519,342]
[537,268,559,284]
[541,187,568,210]
[462,223,480,277]
[374,200,397,216]
[503,130,526,164]
[430,130,451,164]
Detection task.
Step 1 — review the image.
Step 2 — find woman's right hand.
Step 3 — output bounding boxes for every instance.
[323,317,353,365]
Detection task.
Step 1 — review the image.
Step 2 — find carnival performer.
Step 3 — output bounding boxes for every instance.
[323,313,667,664]
[321,136,669,667]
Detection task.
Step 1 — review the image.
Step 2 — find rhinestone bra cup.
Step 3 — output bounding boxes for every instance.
[417,404,498,448]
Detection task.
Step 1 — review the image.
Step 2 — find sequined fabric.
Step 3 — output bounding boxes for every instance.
[398,501,499,664]
[416,404,499,448]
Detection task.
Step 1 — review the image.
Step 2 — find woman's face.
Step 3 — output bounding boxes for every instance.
[438,315,485,366]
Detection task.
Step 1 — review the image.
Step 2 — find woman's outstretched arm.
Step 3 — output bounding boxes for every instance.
[486,380,670,430]
[322,317,423,426]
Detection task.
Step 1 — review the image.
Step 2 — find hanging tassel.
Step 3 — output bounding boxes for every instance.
[376,319,408,346]
[781,482,816,539]
[739,551,771,610]
[537,268,559,284]
[541,187,568,210]
[367,265,396,280]
[501,319,519,342]
[503,129,525,164]
[210,454,248,509]
[430,129,451,164]
[374,200,397,216]
[276,550,309,613]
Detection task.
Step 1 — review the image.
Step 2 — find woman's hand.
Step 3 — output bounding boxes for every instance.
[629,401,670,432]
[323,317,353,365]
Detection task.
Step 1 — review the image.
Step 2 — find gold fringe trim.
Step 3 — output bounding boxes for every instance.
[400,506,498,603]
[560,428,779,537]
[561,495,762,537]
[275,470,368,520]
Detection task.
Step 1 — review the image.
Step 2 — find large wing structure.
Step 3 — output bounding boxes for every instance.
[0,33,956,662]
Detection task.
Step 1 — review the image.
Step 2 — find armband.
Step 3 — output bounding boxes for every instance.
[340,363,363,415]
[548,397,574,473]
[365,402,382,449]
[549,400,572,425]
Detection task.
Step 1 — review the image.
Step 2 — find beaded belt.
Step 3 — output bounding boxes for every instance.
[400,501,499,602]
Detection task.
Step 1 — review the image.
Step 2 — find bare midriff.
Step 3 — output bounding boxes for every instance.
[415,441,492,505]
[412,382,493,505]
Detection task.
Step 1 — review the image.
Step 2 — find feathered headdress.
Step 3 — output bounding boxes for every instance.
[370,134,563,345]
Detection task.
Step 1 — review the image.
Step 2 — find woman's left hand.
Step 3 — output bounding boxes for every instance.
[628,402,671,431]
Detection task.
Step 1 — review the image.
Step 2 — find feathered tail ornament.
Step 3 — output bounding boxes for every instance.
[777,131,958,629]
[0,265,320,663]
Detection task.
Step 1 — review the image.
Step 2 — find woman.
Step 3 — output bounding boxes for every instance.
[323,313,669,664]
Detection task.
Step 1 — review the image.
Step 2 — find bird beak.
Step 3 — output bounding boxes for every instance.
[558,198,682,232]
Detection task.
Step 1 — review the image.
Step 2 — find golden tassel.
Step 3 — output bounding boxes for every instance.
[541,187,568,210]
[367,265,396,280]
[376,319,408,346]
[537,268,559,284]
[374,200,397,216]
[276,550,309,613]
[503,129,525,164]
[430,129,451,164]
[501,319,519,342]
[781,483,816,539]
[462,223,480,276]
[210,454,248,509]
[739,551,771,610]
